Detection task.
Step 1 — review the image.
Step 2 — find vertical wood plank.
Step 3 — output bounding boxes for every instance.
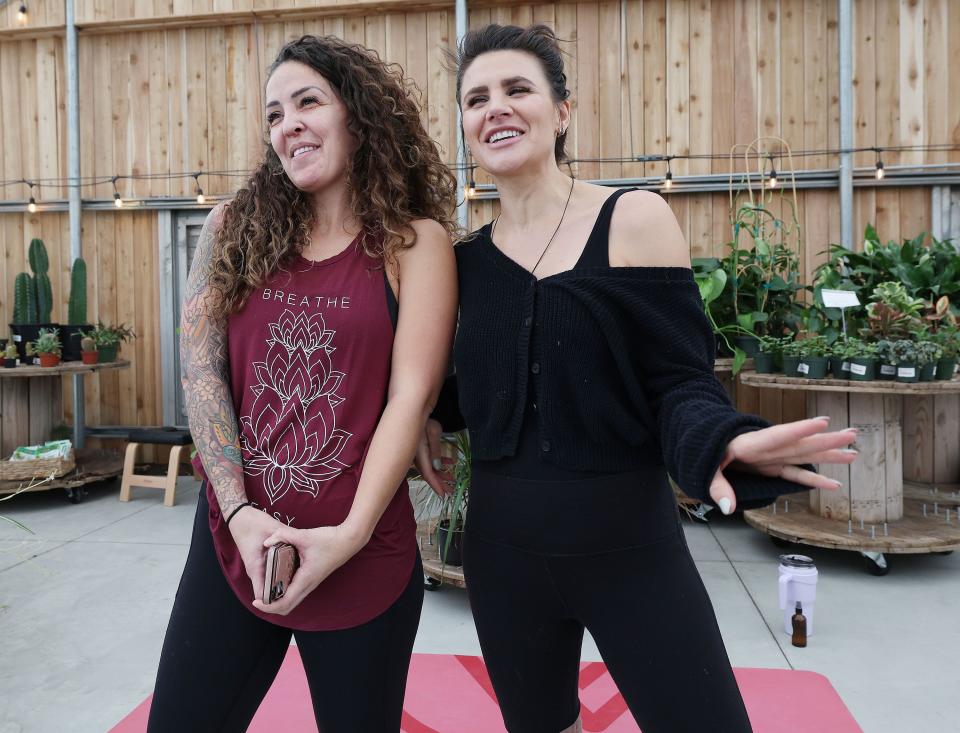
[710,0,735,173]
[576,2,600,180]
[849,392,885,523]
[642,0,667,179]
[809,391,850,520]
[898,0,924,165]
[902,395,934,483]
[932,395,960,484]
[598,0,622,181]
[883,395,903,521]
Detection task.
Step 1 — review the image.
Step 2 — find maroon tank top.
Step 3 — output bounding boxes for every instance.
[197,233,415,630]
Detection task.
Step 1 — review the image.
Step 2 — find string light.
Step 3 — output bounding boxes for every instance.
[767,155,778,189]
[193,172,205,204]
[112,177,123,208]
[874,149,885,180]
[662,159,673,191]
[464,173,476,199]
[26,181,37,213]
[17,3,28,26]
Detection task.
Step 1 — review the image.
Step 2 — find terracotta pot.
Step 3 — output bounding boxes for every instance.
[81,351,99,365]
[38,353,61,368]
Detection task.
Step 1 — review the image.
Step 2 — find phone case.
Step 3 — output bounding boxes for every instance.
[262,542,300,604]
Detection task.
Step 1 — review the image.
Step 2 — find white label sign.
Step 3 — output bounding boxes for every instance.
[897,366,916,378]
[841,361,851,372]
[880,364,897,376]
[821,289,862,309]
[797,362,810,375]
[849,363,867,376]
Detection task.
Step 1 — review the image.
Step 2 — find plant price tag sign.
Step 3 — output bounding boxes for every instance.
[821,289,861,337]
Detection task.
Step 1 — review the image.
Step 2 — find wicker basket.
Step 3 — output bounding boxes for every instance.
[0,451,76,481]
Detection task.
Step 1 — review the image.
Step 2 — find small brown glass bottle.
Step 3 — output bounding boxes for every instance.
[791,602,807,648]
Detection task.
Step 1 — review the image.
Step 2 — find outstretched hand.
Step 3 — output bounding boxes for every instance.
[710,417,858,514]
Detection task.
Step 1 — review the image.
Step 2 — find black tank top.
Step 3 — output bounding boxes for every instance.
[478,188,634,480]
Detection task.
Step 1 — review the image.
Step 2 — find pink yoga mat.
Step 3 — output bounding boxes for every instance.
[112,650,862,732]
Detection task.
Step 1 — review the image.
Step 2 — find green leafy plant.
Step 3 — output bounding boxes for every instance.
[31,328,61,356]
[914,339,943,366]
[890,339,918,365]
[932,325,959,359]
[88,321,136,348]
[757,334,793,354]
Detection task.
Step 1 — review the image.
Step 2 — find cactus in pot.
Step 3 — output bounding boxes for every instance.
[62,257,90,361]
[80,334,98,365]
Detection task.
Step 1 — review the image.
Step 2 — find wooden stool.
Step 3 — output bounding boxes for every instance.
[118,427,194,507]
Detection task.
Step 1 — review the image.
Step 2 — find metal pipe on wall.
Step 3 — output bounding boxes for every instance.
[838,0,854,250]
[66,0,85,449]
[454,0,468,229]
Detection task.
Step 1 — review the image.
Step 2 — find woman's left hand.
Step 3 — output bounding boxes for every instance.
[710,417,858,514]
[251,524,366,616]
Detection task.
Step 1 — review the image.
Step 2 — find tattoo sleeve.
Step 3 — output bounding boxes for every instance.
[180,209,247,517]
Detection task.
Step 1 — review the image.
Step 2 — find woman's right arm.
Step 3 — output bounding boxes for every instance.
[180,204,247,519]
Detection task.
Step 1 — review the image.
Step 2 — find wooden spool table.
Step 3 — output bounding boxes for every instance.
[0,360,130,501]
[739,371,960,574]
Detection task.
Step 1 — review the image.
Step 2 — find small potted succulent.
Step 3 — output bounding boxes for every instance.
[4,342,18,368]
[32,328,62,368]
[755,335,791,374]
[915,338,943,382]
[848,340,879,381]
[80,335,98,365]
[875,339,897,381]
[797,335,829,379]
[781,337,805,377]
[890,339,919,383]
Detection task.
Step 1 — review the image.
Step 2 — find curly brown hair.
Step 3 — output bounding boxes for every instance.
[208,35,458,320]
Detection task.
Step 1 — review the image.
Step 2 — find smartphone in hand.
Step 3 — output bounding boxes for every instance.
[262,542,300,605]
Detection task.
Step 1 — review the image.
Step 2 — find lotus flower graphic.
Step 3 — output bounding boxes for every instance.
[241,310,352,503]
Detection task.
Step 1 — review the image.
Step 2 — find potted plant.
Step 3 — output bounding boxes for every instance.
[433,431,470,567]
[89,321,136,362]
[781,337,805,377]
[933,325,959,380]
[755,335,791,374]
[9,239,58,363]
[848,340,879,382]
[60,257,91,362]
[915,338,943,383]
[32,328,62,368]
[873,339,897,381]
[890,339,919,383]
[827,339,851,380]
[4,343,18,368]
[797,335,829,379]
[79,335,98,365]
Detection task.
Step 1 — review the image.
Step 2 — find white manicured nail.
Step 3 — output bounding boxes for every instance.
[718,497,732,515]
[432,458,442,471]
[814,415,831,421]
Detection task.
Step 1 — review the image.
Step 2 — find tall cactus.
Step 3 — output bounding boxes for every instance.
[68,257,87,325]
[27,238,53,323]
[13,273,31,324]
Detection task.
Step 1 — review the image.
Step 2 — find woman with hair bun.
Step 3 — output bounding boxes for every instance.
[149,35,457,732]
[418,23,857,733]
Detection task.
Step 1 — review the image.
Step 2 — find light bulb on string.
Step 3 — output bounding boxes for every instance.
[465,173,476,200]
[662,159,673,191]
[194,173,205,204]
[874,150,885,180]
[26,181,37,213]
[112,177,124,208]
[767,156,778,189]
[17,4,28,25]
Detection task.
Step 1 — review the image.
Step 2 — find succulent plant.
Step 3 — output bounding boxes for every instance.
[12,272,37,324]
[4,343,18,359]
[68,257,88,325]
[80,336,96,352]
[28,238,53,324]
[915,340,943,366]
[32,328,61,356]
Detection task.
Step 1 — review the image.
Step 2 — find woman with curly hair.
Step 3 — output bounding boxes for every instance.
[147,35,457,732]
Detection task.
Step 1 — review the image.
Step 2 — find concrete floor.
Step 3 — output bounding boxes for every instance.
[0,477,957,733]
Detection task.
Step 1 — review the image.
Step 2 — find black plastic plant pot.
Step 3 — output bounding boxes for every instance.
[732,335,761,357]
[936,358,958,380]
[848,358,877,382]
[3,358,17,369]
[782,355,801,377]
[877,362,897,381]
[754,352,775,373]
[829,357,849,379]
[435,521,464,567]
[59,324,91,362]
[9,323,58,362]
[895,363,919,383]
[918,363,937,382]
[798,357,828,379]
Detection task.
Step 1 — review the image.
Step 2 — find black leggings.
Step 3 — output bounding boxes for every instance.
[463,465,753,733]
[147,492,423,733]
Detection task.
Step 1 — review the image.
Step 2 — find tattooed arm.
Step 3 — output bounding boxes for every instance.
[180,204,247,518]
[181,204,284,601]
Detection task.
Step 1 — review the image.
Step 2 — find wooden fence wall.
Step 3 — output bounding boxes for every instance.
[0,0,958,446]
